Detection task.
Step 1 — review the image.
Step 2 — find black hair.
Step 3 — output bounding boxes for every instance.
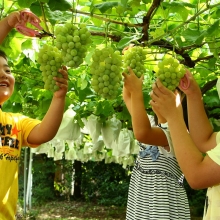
[182,96,188,129]
[0,50,8,61]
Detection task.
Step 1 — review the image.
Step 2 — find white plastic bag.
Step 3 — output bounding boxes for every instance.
[217,77,220,99]
[52,139,65,153]
[65,140,77,160]
[31,142,49,154]
[54,152,63,161]
[55,105,80,140]
[82,115,101,144]
[113,128,131,157]
[47,146,55,158]
[84,142,93,154]
[65,148,77,160]
[91,138,105,152]
[101,116,122,149]
[128,130,139,155]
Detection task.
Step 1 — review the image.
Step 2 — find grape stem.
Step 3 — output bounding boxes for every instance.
[39,1,50,33]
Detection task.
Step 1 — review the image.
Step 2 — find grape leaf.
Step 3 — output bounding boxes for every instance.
[206,20,219,36]
[17,0,36,8]
[39,0,49,3]
[117,36,141,49]
[48,0,72,11]
[94,2,119,13]
[181,28,202,43]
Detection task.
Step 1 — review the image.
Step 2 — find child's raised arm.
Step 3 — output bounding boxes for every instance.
[180,71,217,152]
[122,67,168,146]
[0,10,40,44]
[0,11,20,44]
[27,66,68,145]
[150,79,220,189]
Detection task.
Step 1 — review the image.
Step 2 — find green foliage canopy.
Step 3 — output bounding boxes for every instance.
[0,0,220,127]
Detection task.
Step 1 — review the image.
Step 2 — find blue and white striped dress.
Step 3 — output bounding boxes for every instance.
[126,124,190,219]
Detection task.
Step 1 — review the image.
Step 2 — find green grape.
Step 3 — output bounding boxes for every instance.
[104,81,109,86]
[155,56,186,91]
[42,54,48,61]
[103,87,109,94]
[52,71,58,77]
[122,46,146,77]
[90,47,123,100]
[158,74,165,81]
[165,72,171,78]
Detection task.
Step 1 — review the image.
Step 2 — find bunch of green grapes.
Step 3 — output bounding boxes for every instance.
[90,47,123,99]
[122,46,146,77]
[154,57,186,91]
[37,44,63,92]
[54,22,91,68]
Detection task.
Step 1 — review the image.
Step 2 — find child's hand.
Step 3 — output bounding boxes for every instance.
[122,44,135,54]
[179,70,201,96]
[7,11,21,28]
[53,66,68,98]
[7,9,40,28]
[122,67,144,94]
[150,78,183,121]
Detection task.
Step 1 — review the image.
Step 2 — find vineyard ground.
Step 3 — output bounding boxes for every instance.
[18,200,203,220]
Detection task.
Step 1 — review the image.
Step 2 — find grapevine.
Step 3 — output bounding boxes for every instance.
[54,22,91,68]
[154,56,186,91]
[122,46,146,77]
[90,47,123,100]
[37,44,63,92]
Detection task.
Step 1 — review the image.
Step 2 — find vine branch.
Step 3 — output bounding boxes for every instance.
[72,8,143,28]
[142,0,164,41]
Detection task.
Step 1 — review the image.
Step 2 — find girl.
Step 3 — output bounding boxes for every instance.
[150,71,220,219]
[122,67,190,219]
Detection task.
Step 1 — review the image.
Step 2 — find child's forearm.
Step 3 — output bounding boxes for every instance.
[131,91,151,139]
[39,96,65,139]
[123,86,131,114]
[167,115,207,188]
[187,92,216,151]
[0,17,13,44]
[28,96,66,144]
[167,113,220,189]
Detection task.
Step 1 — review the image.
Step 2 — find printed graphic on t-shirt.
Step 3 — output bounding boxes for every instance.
[0,123,21,162]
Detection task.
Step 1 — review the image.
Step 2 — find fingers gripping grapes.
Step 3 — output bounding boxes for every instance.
[55,67,68,87]
[150,82,161,104]
[122,67,143,93]
[150,80,182,120]
[151,79,168,100]
[52,66,68,98]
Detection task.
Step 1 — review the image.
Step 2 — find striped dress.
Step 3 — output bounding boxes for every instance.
[126,124,190,220]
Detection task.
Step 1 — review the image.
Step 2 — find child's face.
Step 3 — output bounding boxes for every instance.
[0,56,15,104]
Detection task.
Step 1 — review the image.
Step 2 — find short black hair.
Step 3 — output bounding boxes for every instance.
[0,50,8,61]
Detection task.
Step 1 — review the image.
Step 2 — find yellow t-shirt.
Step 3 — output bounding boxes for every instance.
[203,132,220,220]
[0,109,41,220]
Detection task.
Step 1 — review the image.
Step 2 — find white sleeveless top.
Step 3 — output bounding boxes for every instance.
[203,132,220,220]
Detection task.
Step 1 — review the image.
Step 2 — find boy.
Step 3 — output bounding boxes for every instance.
[0,11,68,219]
